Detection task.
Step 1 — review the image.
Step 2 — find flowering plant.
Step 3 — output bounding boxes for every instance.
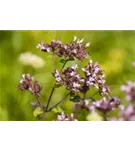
[18,36,135,121]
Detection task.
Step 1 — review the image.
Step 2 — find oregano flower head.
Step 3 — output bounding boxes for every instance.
[90,97,121,112]
[19,74,42,98]
[81,60,110,95]
[36,36,90,60]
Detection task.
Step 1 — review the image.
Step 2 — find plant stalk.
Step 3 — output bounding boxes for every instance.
[45,59,67,111]
[47,92,70,112]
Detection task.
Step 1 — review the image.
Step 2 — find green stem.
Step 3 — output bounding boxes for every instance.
[45,87,55,112]
[41,86,55,121]
[45,59,68,111]
[60,59,68,72]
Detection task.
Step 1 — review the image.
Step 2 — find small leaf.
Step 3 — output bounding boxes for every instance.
[70,95,81,102]
[54,83,61,88]
[52,106,63,114]
[67,57,74,61]
[57,107,63,113]
[33,107,44,117]
[52,108,57,113]
[70,92,75,100]
[60,59,65,64]
[70,92,74,96]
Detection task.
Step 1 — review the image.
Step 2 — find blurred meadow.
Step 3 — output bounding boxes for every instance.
[0,30,135,121]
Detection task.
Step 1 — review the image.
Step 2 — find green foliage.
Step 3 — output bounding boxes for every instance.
[70,95,81,102]
[60,59,66,64]
[60,58,75,64]
[67,57,74,61]
[54,83,62,88]
[33,107,44,117]
[52,106,63,114]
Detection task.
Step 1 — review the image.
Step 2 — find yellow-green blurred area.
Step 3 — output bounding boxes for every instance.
[0,31,135,121]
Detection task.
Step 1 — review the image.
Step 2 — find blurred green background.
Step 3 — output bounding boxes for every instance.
[0,31,135,121]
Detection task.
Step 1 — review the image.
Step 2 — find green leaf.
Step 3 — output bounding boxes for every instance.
[67,57,74,61]
[52,106,63,114]
[70,92,75,97]
[70,92,75,100]
[33,107,44,117]
[60,59,65,64]
[54,83,61,88]
[70,95,81,102]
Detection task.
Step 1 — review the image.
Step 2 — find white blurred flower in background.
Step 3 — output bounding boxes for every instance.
[19,52,45,69]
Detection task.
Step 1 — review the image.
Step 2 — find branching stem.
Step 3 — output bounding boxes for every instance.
[47,92,70,112]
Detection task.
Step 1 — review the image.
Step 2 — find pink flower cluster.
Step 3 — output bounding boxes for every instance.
[37,36,90,60]
[56,112,78,121]
[55,64,84,92]
[54,60,110,96]
[19,74,42,98]
[74,97,121,113]
[82,60,110,95]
